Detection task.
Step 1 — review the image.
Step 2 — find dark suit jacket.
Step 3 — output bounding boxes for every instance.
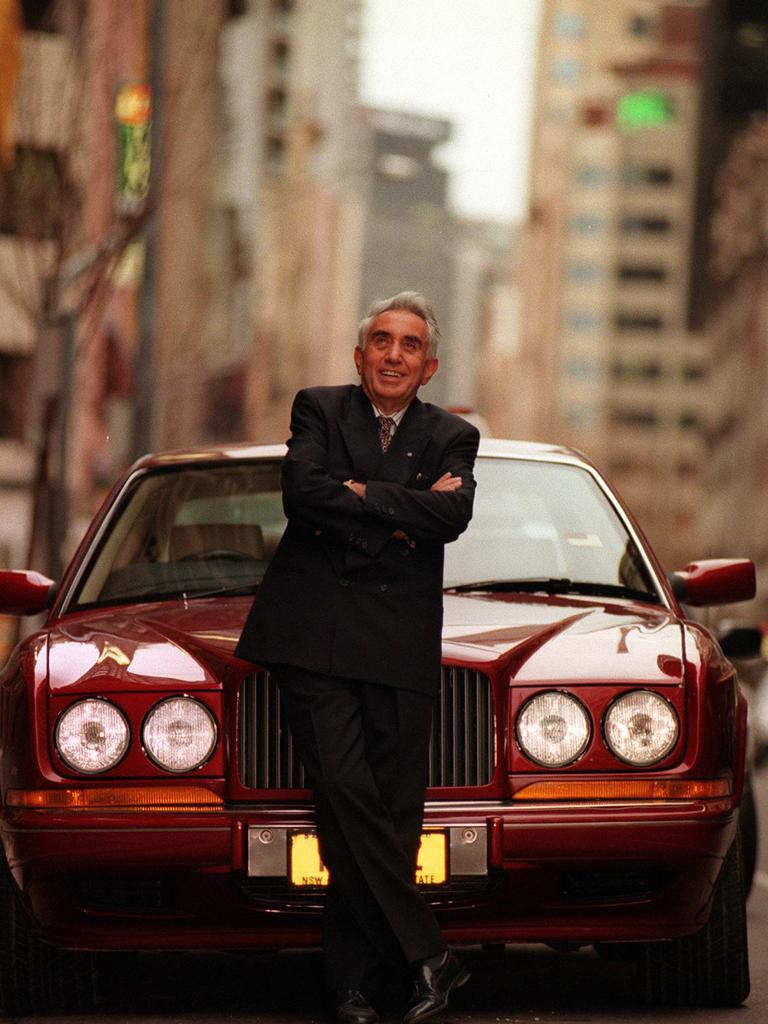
[235,385,479,693]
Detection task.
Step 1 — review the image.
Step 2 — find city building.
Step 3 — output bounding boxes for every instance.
[228,0,366,442]
[694,0,768,616]
[520,0,715,568]
[358,108,455,407]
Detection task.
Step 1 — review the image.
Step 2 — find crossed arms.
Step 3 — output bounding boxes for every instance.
[281,389,479,556]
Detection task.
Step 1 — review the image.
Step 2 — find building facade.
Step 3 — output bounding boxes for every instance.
[520,0,715,568]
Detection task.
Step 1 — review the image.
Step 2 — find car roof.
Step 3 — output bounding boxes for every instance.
[131,437,591,472]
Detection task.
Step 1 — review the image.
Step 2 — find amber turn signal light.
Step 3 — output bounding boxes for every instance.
[7,786,224,810]
[513,779,731,801]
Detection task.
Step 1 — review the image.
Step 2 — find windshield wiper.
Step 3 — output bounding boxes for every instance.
[180,581,260,600]
[445,578,659,602]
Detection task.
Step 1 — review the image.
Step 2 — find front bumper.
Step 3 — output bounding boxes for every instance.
[2,796,737,951]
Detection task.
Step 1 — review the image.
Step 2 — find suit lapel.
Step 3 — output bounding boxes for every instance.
[338,387,382,481]
[377,399,433,484]
[339,389,434,484]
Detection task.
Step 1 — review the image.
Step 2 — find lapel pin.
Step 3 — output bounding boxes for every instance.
[407,451,413,457]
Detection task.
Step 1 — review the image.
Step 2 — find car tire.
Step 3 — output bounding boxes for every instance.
[0,857,97,1015]
[637,828,750,1007]
[741,773,758,898]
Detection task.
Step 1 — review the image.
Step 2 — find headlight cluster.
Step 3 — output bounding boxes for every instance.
[516,689,678,768]
[55,697,217,775]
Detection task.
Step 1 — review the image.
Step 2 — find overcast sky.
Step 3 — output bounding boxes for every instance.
[360,0,542,223]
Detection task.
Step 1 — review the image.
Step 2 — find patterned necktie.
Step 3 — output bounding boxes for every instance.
[377,415,396,452]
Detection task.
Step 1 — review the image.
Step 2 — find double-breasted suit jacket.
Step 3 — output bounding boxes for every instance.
[235,384,480,692]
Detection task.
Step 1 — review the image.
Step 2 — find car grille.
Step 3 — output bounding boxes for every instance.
[239,667,495,789]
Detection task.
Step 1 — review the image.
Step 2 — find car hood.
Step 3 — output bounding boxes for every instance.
[46,592,684,692]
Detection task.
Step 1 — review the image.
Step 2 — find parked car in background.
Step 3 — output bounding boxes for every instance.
[0,439,757,1013]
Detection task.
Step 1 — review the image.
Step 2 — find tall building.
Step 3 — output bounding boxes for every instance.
[0,0,85,576]
[0,0,367,593]
[357,108,455,406]
[521,0,713,567]
[694,0,768,615]
[229,0,366,442]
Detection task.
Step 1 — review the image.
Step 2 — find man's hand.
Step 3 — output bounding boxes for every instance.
[430,471,463,492]
[344,479,366,498]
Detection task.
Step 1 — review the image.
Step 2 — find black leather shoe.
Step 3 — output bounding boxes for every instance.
[334,989,379,1024]
[403,951,470,1024]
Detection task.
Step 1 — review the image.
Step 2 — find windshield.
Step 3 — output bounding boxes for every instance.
[68,456,659,610]
[70,463,285,609]
[443,458,658,598]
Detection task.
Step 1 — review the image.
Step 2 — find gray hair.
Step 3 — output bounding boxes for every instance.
[357,291,440,358]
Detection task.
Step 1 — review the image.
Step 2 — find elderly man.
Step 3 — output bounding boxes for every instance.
[236,292,479,1024]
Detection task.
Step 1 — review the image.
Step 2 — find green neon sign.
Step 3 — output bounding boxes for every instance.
[616,90,673,131]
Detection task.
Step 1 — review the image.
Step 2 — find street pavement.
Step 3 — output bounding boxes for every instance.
[25,770,768,1023]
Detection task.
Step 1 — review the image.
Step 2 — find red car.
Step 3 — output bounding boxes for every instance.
[0,440,757,1013]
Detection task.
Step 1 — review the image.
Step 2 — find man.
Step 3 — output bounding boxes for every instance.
[236,292,479,1024]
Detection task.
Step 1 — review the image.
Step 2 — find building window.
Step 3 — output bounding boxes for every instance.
[615,312,665,331]
[682,364,706,382]
[0,148,65,239]
[679,412,701,430]
[575,165,612,187]
[272,39,290,75]
[582,103,611,126]
[617,265,668,282]
[553,11,584,40]
[570,212,607,234]
[628,14,655,37]
[271,0,295,23]
[0,355,31,439]
[621,214,671,234]
[550,57,584,81]
[267,87,287,122]
[611,408,658,428]
[622,164,674,185]
[612,359,661,381]
[377,154,420,181]
[21,0,57,31]
[566,261,604,282]
[266,134,285,172]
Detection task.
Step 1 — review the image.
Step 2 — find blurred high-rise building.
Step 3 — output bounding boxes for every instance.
[694,0,768,613]
[0,0,91,580]
[521,0,711,567]
[0,0,366,590]
[215,0,365,443]
[358,108,454,406]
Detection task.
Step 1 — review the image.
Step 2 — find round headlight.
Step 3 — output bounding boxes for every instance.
[517,691,591,767]
[142,697,217,773]
[55,699,130,774]
[604,690,678,766]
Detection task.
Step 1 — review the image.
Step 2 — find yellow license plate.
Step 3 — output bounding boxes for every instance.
[289,831,447,887]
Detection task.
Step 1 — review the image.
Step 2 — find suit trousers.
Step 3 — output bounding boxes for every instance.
[273,665,446,994]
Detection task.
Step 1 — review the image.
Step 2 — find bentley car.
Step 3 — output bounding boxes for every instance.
[0,439,758,1013]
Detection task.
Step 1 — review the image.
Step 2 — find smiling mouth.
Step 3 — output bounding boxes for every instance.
[380,370,403,379]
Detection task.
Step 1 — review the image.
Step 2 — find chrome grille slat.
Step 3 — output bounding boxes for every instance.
[240,668,495,789]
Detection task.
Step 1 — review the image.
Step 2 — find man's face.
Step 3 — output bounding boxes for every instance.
[354,309,438,414]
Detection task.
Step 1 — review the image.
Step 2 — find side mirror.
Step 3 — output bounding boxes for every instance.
[668,559,756,608]
[0,571,57,616]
